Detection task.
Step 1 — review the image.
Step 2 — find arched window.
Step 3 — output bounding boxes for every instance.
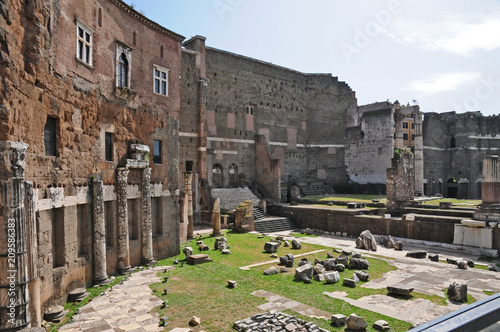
[118,53,128,87]
[228,164,238,187]
[212,164,223,188]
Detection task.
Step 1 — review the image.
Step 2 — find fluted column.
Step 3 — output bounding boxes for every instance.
[185,172,194,239]
[141,168,154,265]
[117,168,130,273]
[92,176,107,284]
[0,141,31,330]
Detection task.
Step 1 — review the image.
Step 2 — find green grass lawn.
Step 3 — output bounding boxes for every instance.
[152,231,413,331]
[423,199,481,207]
[303,194,387,203]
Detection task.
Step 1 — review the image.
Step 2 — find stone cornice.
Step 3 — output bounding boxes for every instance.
[109,0,185,42]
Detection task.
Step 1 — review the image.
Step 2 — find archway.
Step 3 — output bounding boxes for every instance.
[212,164,223,188]
[228,164,238,187]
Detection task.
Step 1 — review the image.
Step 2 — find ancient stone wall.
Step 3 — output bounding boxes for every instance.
[345,102,422,191]
[181,41,357,195]
[268,205,460,245]
[0,0,184,325]
[345,103,394,184]
[423,112,500,199]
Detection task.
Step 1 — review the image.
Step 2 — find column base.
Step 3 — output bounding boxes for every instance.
[211,231,222,237]
[142,258,157,267]
[94,276,109,285]
[118,266,132,275]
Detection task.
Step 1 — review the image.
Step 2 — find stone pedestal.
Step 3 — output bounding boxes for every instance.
[92,176,108,284]
[117,168,131,273]
[211,198,222,237]
[141,168,154,265]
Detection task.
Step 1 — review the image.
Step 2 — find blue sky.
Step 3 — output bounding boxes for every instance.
[125,0,500,116]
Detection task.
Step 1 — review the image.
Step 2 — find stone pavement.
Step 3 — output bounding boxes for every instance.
[262,231,500,325]
[252,290,331,320]
[57,231,500,331]
[60,267,165,332]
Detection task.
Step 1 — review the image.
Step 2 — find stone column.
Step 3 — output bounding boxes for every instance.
[25,181,41,327]
[185,172,194,239]
[211,198,221,237]
[92,176,108,284]
[0,141,31,331]
[193,173,200,225]
[116,168,131,274]
[475,155,500,223]
[413,111,424,196]
[141,168,154,265]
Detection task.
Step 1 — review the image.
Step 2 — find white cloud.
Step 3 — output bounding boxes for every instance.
[394,15,500,55]
[401,72,482,94]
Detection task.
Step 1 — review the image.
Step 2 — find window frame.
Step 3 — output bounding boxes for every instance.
[117,53,129,88]
[153,140,162,164]
[115,42,132,89]
[105,132,113,162]
[76,18,94,67]
[44,117,57,156]
[403,122,409,129]
[153,64,169,97]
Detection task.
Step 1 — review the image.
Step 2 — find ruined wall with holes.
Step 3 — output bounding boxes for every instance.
[345,102,395,185]
[181,37,357,196]
[423,112,500,199]
[0,0,183,320]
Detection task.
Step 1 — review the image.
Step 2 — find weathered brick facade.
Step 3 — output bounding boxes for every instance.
[0,0,184,328]
[423,112,500,199]
[180,36,357,206]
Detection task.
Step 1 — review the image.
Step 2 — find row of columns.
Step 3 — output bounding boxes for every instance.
[92,165,155,282]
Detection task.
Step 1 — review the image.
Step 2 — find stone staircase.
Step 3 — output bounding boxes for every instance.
[253,207,297,233]
[253,207,268,221]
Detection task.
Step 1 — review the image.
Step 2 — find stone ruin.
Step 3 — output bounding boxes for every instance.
[386,148,415,210]
[234,200,255,232]
[454,155,500,253]
[355,230,378,251]
[234,311,330,332]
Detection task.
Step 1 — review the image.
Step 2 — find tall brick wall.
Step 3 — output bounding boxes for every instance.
[181,43,357,194]
[423,112,500,199]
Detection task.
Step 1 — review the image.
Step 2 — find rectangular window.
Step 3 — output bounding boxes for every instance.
[412,122,415,129]
[44,117,57,156]
[105,132,113,161]
[76,20,93,66]
[153,140,162,164]
[403,122,409,129]
[403,133,409,140]
[412,134,415,141]
[153,65,169,96]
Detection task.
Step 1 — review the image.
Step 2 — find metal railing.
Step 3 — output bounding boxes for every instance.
[410,292,500,331]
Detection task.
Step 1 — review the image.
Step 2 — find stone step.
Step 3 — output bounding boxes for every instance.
[254,217,297,233]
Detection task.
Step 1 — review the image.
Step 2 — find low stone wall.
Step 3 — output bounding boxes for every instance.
[268,205,466,245]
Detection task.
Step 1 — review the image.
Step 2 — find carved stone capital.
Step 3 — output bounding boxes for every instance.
[0,141,29,179]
